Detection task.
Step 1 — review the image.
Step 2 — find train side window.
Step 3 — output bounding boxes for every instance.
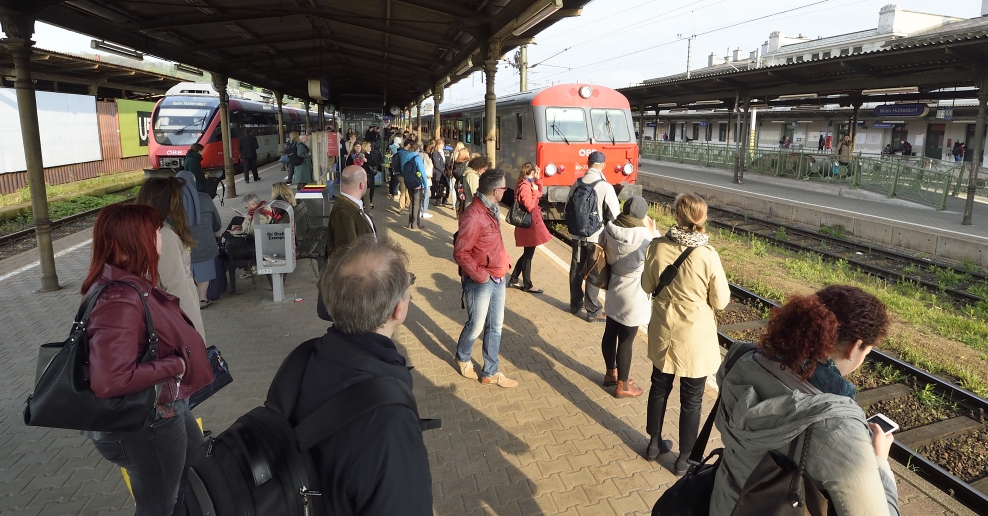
[545,107,588,142]
[515,113,523,139]
[474,117,482,145]
[590,109,631,142]
[456,119,463,141]
[465,118,472,143]
[496,116,500,150]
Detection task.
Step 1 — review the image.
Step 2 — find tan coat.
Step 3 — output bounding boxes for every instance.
[158,224,205,340]
[641,236,729,378]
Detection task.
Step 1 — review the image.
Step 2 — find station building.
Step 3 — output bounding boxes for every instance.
[635,4,987,164]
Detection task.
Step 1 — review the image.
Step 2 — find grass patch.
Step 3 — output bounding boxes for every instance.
[0,171,145,207]
[882,336,988,398]
[819,223,846,238]
[930,265,969,290]
[774,226,788,241]
[0,187,138,236]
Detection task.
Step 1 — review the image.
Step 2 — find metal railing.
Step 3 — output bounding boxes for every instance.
[640,141,971,210]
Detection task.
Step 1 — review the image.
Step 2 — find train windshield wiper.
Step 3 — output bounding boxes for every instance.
[605,113,615,145]
[550,117,569,145]
[174,118,205,135]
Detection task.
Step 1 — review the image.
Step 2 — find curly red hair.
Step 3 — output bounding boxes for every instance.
[758,285,888,380]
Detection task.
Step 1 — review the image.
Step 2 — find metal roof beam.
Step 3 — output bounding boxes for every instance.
[766,70,803,84]
[0,67,168,94]
[840,60,884,78]
[393,0,486,19]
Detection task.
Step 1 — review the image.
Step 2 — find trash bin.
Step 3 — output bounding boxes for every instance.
[254,200,296,302]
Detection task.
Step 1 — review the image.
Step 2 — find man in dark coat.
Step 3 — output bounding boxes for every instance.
[238,129,260,182]
[295,235,432,515]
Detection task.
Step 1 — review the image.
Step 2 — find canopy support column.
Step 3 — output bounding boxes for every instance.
[303,101,311,134]
[1,15,60,291]
[317,101,325,131]
[433,84,444,142]
[416,101,422,142]
[963,79,988,225]
[735,94,750,185]
[485,37,503,166]
[275,92,285,155]
[211,74,236,198]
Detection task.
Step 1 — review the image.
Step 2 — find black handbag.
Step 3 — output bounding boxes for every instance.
[506,198,532,228]
[24,281,159,433]
[188,346,233,410]
[652,344,755,516]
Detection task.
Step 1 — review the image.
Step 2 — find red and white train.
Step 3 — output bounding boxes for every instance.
[147,82,318,174]
[422,83,641,215]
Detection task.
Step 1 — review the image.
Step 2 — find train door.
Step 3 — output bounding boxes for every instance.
[925,124,945,160]
[891,124,909,152]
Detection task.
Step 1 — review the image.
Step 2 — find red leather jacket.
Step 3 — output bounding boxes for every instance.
[85,264,213,405]
[454,196,511,283]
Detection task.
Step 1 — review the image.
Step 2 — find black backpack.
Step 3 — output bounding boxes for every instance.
[565,179,605,238]
[286,141,303,167]
[180,338,437,516]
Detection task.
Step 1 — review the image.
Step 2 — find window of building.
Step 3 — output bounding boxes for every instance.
[786,57,794,64]
[719,123,727,142]
[796,56,804,62]
[811,53,819,60]
[822,51,831,58]
[840,48,849,56]
[705,124,713,141]
[692,123,700,140]
[590,109,631,142]
[545,107,589,142]
[515,112,523,139]
[852,46,863,54]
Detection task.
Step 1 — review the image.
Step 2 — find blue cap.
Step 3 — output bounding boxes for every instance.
[588,151,606,165]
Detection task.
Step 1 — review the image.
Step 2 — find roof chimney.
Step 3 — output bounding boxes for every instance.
[708,52,715,67]
[732,48,741,61]
[983,0,988,16]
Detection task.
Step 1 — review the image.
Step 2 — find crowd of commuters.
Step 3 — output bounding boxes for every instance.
[62,126,901,515]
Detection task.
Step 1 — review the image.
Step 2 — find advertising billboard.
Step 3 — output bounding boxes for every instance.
[117,99,157,158]
[0,90,102,174]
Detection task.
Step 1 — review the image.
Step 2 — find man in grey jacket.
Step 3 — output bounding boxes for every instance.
[566,151,619,323]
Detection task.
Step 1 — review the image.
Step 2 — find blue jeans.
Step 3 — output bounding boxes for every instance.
[90,399,203,516]
[456,276,506,377]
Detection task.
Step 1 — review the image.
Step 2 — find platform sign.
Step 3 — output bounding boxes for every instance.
[873,104,929,118]
[308,79,330,101]
[117,99,157,157]
[872,122,895,129]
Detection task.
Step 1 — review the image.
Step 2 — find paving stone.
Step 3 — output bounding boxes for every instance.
[0,184,965,515]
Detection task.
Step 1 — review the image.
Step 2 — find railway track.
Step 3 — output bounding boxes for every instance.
[722,284,988,513]
[642,189,988,307]
[0,199,133,260]
[545,223,987,512]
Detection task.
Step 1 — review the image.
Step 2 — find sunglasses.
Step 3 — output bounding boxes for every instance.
[408,272,416,285]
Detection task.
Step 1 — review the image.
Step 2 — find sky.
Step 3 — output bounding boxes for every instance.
[10,0,983,109]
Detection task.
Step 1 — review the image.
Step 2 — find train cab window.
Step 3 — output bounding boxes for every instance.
[590,109,631,143]
[545,107,588,142]
[515,113,523,139]
[153,104,216,146]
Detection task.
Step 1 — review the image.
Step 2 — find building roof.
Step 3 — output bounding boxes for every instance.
[884,15,988,48]
[0,0,589,110]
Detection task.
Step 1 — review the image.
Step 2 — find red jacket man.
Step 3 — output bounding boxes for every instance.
[452,169,518,388]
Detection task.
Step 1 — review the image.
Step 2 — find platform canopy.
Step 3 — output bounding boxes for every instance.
[620,25,988,109]
[0,0,589,109]
[0,46,182,98]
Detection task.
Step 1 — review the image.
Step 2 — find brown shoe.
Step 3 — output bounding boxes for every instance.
[602,368,618,387]
[480,372,518,388]
[615,379,644,398]
[457,360,479,380]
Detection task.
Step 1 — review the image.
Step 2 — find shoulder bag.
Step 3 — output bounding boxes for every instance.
[579,243,611,290]
[652,343,754,516]
[651,246,696,298]
[506,197,532,228]
[24,281,159,433]
[188,345,233,410]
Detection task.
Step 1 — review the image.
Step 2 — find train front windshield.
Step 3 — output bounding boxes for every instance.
[590,109,632,142]
[153,97,219,146]
[545,108,589,142]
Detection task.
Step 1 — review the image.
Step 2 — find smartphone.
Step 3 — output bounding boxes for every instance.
[867,413,899,435]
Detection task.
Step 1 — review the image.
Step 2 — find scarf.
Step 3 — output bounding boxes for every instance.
[476,193,501,229]
[666,225,708,247]
[351,152,367,166]
[175,170,201,225]
[246,200,268,221]
[808,359,857,399]
[614,213,644,229]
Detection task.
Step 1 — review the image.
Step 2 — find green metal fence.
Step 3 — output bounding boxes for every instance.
[640,141,966,210]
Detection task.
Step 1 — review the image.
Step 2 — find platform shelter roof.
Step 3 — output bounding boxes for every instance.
[0,46,183,98]
[619,24,988,110]
[2,0,589,110]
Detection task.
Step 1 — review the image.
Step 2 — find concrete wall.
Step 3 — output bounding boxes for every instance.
[635,172,988,266]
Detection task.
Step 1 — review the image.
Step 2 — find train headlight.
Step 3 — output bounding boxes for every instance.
[544,164,557,176]
[622,163,634,175]
[579,86,593,99]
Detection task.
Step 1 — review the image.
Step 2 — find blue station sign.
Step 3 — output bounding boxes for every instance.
[873,104,929,117]
[872,122,895,129]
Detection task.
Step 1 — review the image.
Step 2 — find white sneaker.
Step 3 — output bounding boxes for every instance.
[421,213,434,219]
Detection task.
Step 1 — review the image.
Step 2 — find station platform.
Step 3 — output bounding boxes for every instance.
[0,162,973,515]
[638,159,988,267]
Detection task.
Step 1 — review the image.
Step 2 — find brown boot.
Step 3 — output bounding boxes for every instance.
[614,379,644,398]
[603,368,618,387]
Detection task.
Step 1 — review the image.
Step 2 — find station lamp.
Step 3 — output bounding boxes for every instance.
[90,40,143,61]
[512,0,563,36]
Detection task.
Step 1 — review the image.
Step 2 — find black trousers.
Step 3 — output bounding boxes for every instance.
[646,370,706,460]
[569,239,602,315]
[408,188,423,228]
[601,317,637,382]
[242,158,259,181]
[510,246,536,289]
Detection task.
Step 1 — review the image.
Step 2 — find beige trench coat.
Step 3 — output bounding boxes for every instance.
[158,224,205,340]
[641,236,730,378]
